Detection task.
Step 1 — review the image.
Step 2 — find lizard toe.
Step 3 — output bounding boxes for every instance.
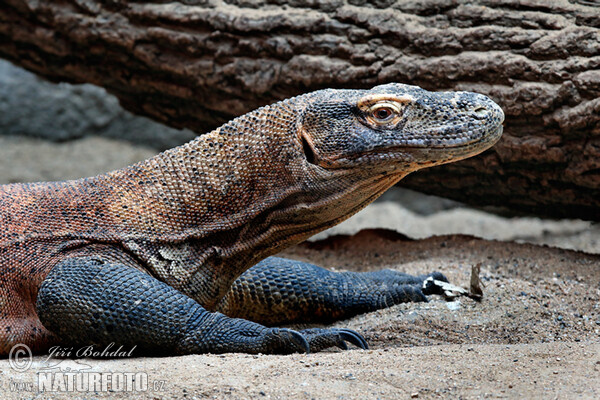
[338,328,369,350]
[427,271,449,283]
[393,284,429,303]
[421,272,450,296]
[299,328,369,352]
[265,328,310,354]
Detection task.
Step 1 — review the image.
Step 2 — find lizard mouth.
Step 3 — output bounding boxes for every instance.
[388,120,504,150]
[326,124,503,169]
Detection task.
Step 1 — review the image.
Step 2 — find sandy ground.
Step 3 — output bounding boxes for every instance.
[0,136,598,399]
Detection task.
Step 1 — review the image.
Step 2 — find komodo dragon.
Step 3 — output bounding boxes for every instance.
[0,83,504,356]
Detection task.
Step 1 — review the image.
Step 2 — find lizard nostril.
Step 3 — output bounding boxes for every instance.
[473,106,488,118]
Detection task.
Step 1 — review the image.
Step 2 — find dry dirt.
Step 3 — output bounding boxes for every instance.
[2,230,598,400]
[0,137,599,399]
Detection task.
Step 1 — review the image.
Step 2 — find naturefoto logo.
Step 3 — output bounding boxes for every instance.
[7,343,166,393]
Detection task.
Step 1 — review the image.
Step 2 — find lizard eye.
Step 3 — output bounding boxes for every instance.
[368,103,401,124]
[373,107,393,121]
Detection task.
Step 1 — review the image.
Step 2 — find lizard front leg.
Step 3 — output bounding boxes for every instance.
[217,256,448,327]
[36,257,321,355]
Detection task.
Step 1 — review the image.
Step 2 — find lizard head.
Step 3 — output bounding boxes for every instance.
[131,84,504,280]
[297,83,504,171]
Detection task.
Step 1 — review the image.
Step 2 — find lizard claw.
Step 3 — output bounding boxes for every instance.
[337,328,369,350]
[285,328,311,354]
[299,328,369,352]
[268,328,310,354]
[421,272,450,295]
[422,276,469,299]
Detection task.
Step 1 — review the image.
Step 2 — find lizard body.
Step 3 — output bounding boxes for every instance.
[0,84,503,355]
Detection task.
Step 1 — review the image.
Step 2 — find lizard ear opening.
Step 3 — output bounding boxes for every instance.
[301,134,317,165]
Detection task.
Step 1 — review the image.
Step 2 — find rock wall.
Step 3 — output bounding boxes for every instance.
[0,60,194,150]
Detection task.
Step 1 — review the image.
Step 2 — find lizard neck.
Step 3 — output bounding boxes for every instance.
[106,100,301,243]
[104,96,406,278]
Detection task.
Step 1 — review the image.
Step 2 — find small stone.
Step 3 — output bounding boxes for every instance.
[411,392,419,398]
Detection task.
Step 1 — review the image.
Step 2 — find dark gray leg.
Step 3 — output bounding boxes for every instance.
[36,257,364,355]
[217,257,447,326]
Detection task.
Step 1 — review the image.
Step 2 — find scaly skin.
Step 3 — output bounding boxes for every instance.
[0,83,504,355]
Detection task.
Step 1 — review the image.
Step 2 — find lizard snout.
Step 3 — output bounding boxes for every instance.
[460,93,505,125]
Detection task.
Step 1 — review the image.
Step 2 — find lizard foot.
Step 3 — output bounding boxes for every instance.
[420,271,450,295]
[260,328,310,354]
[299,328,368,352]
[378,270,451,301]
